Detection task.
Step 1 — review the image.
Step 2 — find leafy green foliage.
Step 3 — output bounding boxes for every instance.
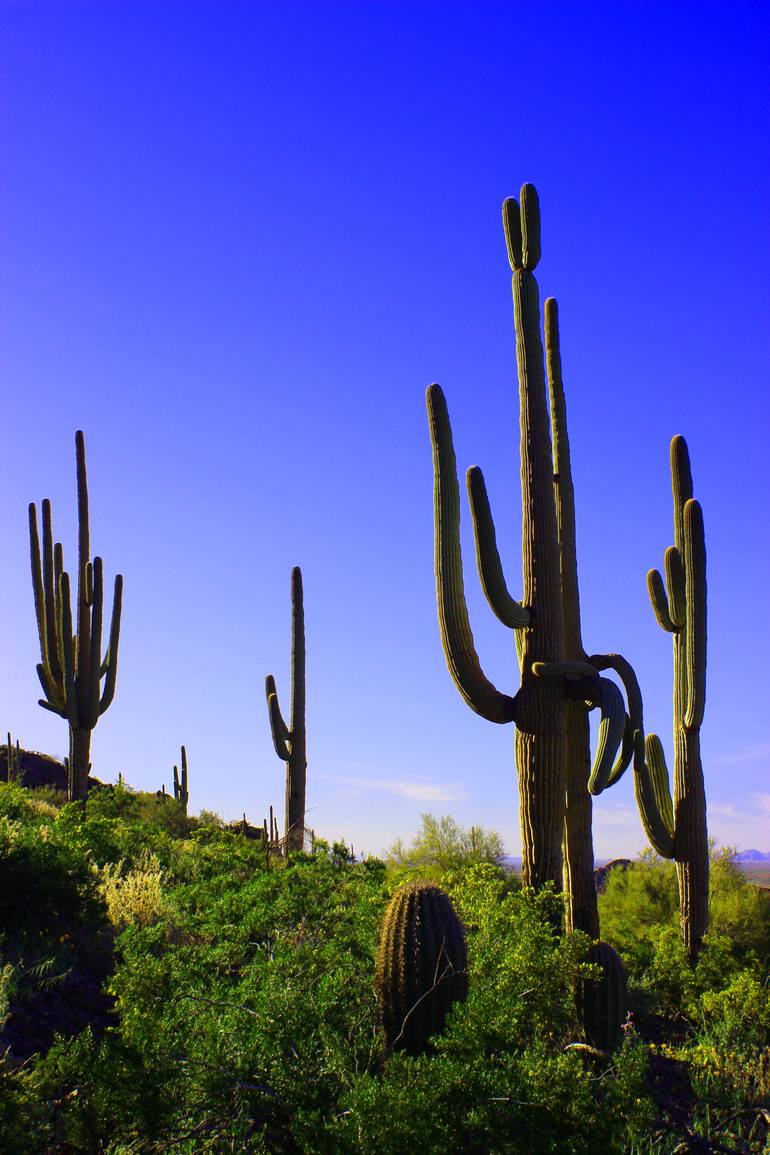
[385,813,506,879]
[1,787,768,1152]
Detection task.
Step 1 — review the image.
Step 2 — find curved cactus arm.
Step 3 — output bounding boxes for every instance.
[589,654,644,730]
[37,692,66,717]
[664,546,686,628]
[635,733,675,857]
[647,569,677,632]
[265,675,291,760]
[683,499,706,729]
[426,384,519,724]
[466,466,530,629]
[99,574,123,715]
[589,655,650,789]
[587,678,626,795]
[606,715,634,787]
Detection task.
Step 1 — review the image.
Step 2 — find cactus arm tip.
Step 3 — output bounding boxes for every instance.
[519,183,541,270]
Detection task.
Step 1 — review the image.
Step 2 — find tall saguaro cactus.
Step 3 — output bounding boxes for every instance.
[427,186,640,904]
[640,436,708,961]
[29,431,123,802]
[265,566,307,854]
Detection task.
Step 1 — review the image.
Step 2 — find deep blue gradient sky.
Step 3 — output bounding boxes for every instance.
[2,1,768,856]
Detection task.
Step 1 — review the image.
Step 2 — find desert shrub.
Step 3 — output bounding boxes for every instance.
[0,816,102,943]
[98,852,169,931]
[385,813,505,880]
[0,781,38,823]
[598,845,770,1020]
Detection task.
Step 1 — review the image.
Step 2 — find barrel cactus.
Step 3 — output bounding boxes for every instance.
[580,940,627,1053]
[375,882,468,1057]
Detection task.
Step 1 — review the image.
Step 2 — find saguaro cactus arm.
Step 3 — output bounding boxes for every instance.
[426,383,520,724]
[465,466,530,629]
[265,674,291,760]
[633,733,675,857]
[683,498,706,729]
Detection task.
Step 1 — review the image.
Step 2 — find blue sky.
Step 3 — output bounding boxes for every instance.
[2,1,768,856]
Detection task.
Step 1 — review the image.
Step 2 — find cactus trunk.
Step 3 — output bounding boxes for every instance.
[68,728,92,801]
[545,298,598,935]
[509,212,567,889]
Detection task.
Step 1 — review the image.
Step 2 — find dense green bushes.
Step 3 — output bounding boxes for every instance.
[0,783,768,1152]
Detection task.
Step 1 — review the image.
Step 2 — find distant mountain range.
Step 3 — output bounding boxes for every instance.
[501,851,770,866]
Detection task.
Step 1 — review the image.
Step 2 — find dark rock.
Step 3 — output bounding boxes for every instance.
[594,858,633,894]
[0,746,101,793]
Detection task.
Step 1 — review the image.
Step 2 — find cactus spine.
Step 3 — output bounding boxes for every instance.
[28,431,123,802]
[265,566,306,855]
[173,745,189,813]
[375,883,468,1057]
[581,940,627,1053]
[641,436,708,961]
[427,186,644,904]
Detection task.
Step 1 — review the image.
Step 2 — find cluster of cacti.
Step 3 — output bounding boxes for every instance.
[265,566,307,855]
[173,745,189,813]
[580,940,628,1053]
[3,733,21,783]
[261,804,281,849]
[28,431,123,802]
[428,187,652,931]
[374,883,468,1057]
[638,437,709,961]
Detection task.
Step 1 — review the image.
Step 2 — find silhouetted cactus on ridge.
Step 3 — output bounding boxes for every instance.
[173,745,189,814]
[265,566,307,855]
[28,431,123,802]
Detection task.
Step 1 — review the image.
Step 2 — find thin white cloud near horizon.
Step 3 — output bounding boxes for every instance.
[318,773,467,803]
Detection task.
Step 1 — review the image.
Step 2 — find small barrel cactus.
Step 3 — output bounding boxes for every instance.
[375,882,468,1057]
[580,940,627,1053]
